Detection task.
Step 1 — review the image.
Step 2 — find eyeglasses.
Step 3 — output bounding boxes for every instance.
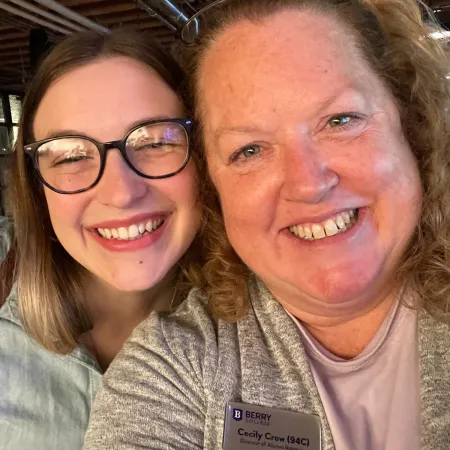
[24,118,193,195]
[180,0,228,45]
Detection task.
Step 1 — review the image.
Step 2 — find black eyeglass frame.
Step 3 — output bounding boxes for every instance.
[24,117,194,195]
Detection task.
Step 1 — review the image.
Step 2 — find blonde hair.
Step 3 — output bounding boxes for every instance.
[1,28,203,353]
[186,0,450,322]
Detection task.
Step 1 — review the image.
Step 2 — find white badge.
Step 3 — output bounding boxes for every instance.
[223,402,321,450]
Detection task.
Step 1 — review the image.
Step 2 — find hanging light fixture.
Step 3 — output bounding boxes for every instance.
[137,0,192,31]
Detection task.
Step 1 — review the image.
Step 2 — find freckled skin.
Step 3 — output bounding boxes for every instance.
[199,11,422,318]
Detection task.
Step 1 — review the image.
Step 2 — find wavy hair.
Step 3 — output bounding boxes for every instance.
[0,28,204,353]
[186,0,450,321]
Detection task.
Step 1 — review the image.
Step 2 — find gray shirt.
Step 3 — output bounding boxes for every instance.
[84,276,450,450]
[0,290,102,450]
[289,300,420,450]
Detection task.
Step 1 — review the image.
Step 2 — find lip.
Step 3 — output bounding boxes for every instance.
[88,212,170,230]
[283,206,368,247]
[285,206,362,228]
[89,217,169,253]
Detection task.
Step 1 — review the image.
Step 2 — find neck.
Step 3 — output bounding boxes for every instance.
[274,283,401,359]
[86,269,177,324]
[82,268,178,370]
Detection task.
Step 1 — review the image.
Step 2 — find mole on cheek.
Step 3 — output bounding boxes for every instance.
[139,261,143,265]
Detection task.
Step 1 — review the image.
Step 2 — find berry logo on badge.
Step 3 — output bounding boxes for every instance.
[233,408,243,421]
[224,402,322,449]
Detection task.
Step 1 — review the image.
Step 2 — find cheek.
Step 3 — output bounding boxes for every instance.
[162,163,202,236]
[342,132,420,199]
[211,167,246,226]
[343,136,422,238]
[44,188,87,237]
[212,168,274,243]
[174,162,200,207]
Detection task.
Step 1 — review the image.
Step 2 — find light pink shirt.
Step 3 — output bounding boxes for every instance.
[289,301,421,450]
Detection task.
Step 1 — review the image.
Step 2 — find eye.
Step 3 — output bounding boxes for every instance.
[327,113,361,130]
[132,139,178,151]
[242,145,260,158]
[230,144,261,163]
[54,155,90,166]
[140,142,165,149]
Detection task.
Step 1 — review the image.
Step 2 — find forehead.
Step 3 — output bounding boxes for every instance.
[199,9,381,132]
[34,56,183,141]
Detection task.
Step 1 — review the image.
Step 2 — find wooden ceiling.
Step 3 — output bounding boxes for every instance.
[0,0,449,93]
[0,0,209,92]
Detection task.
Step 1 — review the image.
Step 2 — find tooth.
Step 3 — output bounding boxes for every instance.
[297,225,305,238]
[324,219,338,237]
[312,224,326,239]
[111,229,119,238]
[336,214,346,229]
[304,225,313,239]
[349,209,355,217]
[129,225,139,239]
[343,212,351,224]
[118,227,129,239]
[104,229,112,239]
[290,226,297,236]
[98,228,105,237]
[145,221,153,232]
[138,223,145,234]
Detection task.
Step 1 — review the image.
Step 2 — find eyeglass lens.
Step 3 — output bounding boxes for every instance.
[36,122,189,193]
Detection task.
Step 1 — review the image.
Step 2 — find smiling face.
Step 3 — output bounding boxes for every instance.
[33,57,201,292]
[199,10,422,317]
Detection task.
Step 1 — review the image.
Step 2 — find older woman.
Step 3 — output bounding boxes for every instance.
[84,0,450,449]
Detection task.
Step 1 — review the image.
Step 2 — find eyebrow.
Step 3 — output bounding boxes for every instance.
[213,87,363,142]
[214,125,263,140]
[42,115,174,141]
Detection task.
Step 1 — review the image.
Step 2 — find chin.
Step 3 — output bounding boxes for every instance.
[102,266,167,293]
[109,279,156,293]
[301,264,385,307]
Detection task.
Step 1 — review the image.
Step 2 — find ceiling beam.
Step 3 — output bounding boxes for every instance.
[74,1,137,17]
[0,30,27,40]
[61,0,111,7]
[0,22,15,31]
[92,9,146,25]
[0,40,29,51]
[1,54,30,65]
[0,65,23,74]
[0,48,29,58]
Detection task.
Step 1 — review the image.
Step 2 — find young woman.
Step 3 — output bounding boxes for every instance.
[0,28,202,450]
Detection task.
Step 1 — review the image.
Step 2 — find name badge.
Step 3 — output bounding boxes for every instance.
[223,402,321,450]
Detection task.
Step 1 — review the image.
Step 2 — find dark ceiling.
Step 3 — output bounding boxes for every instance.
[0,0,209,92]
[0,0,448,93]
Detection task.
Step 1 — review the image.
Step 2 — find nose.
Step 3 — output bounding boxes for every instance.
[95,150,148,208]
[280,136,339,204]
